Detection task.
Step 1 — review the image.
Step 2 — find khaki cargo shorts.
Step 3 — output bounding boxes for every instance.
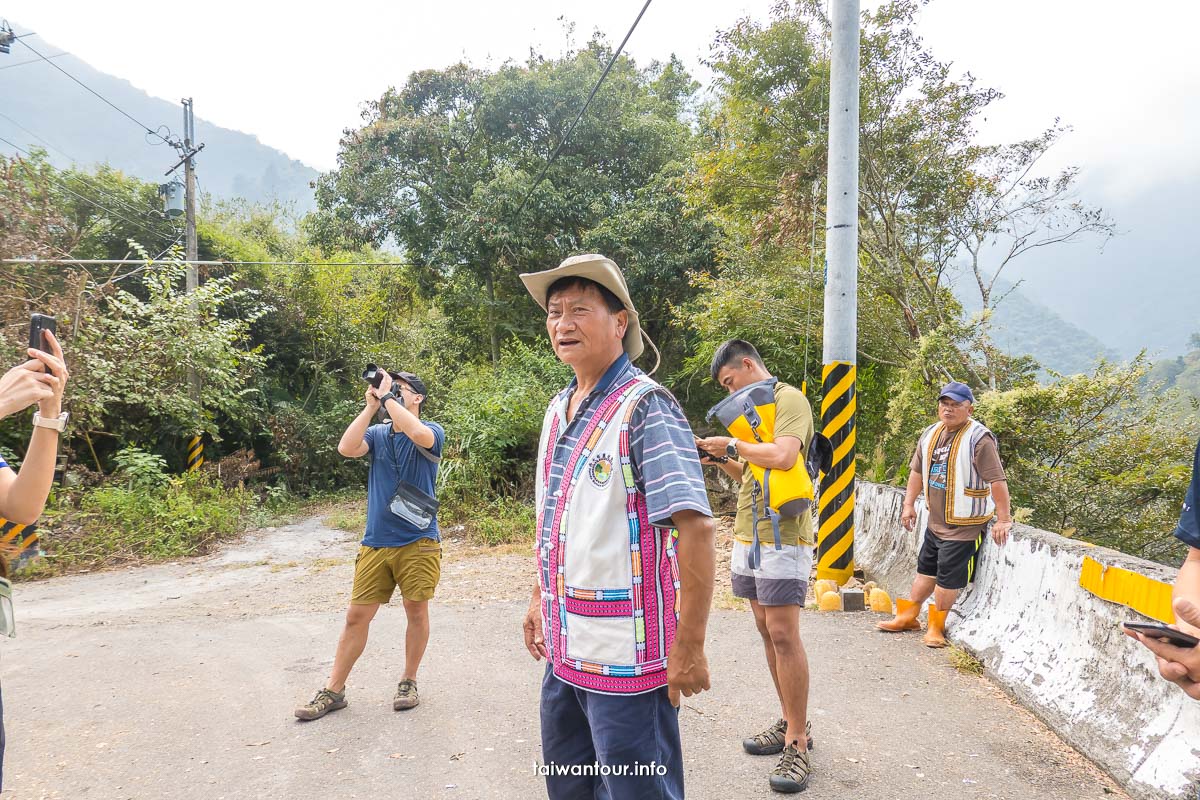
[350,539,442,605]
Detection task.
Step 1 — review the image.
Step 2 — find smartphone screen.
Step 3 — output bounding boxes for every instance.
[29,314,56,352]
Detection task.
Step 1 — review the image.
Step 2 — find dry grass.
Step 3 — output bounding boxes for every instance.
[308,557,352,574]
[322,501,367,534]
[714,588,749,611]
[948,644,986,676]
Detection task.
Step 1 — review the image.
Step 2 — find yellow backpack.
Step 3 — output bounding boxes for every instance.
[708,378,830,568]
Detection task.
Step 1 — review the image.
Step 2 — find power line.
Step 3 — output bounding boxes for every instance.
[0,135,176,247]
[0,51,66,70]
[511,0,654,220]
[14,37,177,147]
[0,132,173,229]
[0,114,170,223]
[0,110,77,161]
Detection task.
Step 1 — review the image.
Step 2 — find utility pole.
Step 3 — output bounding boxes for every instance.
[183,98,198,280]
[181,98,204,471]
[816,0,860,585]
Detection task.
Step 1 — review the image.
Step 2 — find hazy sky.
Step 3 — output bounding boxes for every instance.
[5,0,1199,196]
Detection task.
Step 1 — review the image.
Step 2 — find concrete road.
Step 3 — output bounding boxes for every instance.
[2,517,1126,799]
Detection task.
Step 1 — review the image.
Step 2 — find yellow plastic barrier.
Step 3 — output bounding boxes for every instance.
[1078,556,1175,624]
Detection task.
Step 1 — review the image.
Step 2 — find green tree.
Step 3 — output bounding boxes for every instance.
[691,0,1109,385]
[974,357,1194,564]
[70,263,269,469]
[309,43,713,365]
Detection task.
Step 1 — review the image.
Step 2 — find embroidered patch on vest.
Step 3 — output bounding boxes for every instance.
[588,453,615,488]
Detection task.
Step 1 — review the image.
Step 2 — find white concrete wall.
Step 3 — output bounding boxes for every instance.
[853,481,1200,800]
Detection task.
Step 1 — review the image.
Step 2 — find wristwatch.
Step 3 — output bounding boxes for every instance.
[725,440,739,460]
[377,391,400,407]
[32,411,69,432]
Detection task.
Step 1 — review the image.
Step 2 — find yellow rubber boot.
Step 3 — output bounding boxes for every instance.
[876,598,922,632]
[923,606,948,648]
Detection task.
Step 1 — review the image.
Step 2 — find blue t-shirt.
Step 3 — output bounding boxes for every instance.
[1176,439,1200,550]
[363,421,445,548]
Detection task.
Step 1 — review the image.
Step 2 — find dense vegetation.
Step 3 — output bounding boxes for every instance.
[0,1,1193,572]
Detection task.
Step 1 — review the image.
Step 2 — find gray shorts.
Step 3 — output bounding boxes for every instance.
[730,539,814,606]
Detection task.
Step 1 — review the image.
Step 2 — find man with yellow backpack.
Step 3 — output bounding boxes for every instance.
[697,340,820,794]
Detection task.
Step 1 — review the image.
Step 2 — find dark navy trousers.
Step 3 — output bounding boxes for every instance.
[539,665,684,800]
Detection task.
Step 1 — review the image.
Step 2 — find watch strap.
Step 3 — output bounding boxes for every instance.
[32,411,68,432]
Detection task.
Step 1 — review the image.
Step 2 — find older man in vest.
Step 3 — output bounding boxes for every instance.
[520,254,716,800]
[877,381,1012,647]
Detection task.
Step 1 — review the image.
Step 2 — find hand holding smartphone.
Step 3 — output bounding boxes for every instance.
[29,314,56,354]
[1123,622,1200,649]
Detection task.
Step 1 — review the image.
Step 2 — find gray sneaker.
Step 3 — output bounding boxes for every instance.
[295,688,347,721]
[743,719,814,755]
[769,743,814,793]
[393,678,419,710]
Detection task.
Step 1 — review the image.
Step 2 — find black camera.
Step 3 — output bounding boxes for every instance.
[362,363,386,390]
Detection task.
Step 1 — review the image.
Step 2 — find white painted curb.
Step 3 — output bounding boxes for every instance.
[854,482,1200,800]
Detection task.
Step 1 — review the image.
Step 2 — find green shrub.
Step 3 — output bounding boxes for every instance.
[111,445,170,490]
[975,358,1195,565]
[437,340,571,504]
[450,496,536,547]
[265,396,367,493]
[40,473,257,571]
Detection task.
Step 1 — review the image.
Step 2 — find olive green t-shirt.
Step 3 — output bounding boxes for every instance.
[733,382,815,547]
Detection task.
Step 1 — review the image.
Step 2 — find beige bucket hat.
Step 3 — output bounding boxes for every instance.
[519,254,644,360]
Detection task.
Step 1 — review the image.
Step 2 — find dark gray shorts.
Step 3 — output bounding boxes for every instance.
[730,540,813,607]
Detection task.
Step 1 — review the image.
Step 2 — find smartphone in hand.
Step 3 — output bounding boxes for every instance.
[29,314,56,353]
[1124,622,1200,648]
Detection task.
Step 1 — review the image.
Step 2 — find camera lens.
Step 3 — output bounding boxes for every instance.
[362,364,384,389]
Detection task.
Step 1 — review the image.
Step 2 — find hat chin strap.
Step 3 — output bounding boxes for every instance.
[639,330,662,377]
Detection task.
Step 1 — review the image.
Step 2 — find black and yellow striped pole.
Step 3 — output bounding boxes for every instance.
[0,518,41,567]
[185,263,204,474]
[818,364,856,583]
[187,434,204,471]
[817,0,860,585]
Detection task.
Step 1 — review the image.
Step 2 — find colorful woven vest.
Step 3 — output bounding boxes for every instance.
[534,376,680,695]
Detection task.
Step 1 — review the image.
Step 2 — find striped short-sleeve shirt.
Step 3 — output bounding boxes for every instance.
[540,354,712,532]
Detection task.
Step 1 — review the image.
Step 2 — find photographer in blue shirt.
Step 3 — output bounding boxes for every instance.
[295,369,445,720]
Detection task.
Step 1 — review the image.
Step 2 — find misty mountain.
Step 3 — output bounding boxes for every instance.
[957,278,1117,377]
[0,27,318,213]
[999,171,1199,360]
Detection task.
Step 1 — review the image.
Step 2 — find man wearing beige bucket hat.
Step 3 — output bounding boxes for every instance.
[520,254,716,800]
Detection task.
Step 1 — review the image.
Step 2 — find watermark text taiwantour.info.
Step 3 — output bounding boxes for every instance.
[532,761,668,778]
